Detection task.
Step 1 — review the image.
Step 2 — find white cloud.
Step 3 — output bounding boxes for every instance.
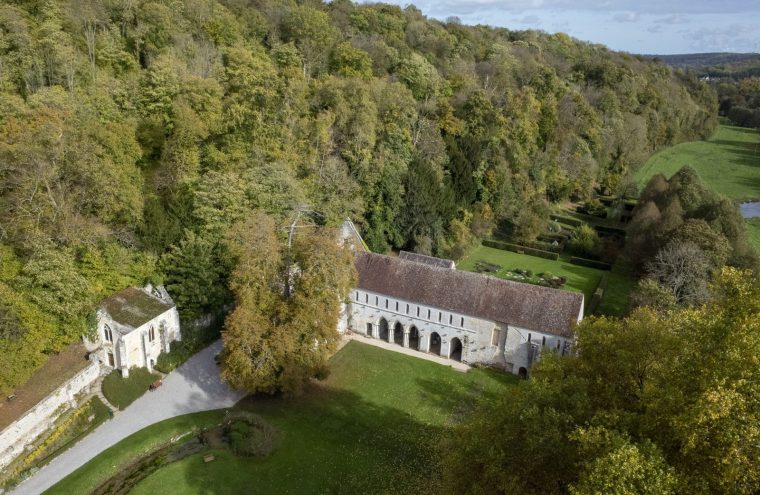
[612,12,640,23]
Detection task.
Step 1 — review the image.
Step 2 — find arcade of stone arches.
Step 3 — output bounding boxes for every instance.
[365,317,464,362]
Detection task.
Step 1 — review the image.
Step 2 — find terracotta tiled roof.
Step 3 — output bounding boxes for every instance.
[398,250,455,269]
[99,287,173,330]
[354,252,583,337]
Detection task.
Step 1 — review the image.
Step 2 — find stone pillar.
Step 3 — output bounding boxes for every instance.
[403,328,410,348]
[388,326,393,344]
[442,339,450,359]
[421,334,428,352]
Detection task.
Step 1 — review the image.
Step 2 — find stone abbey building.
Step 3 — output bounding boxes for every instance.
[340,248,584,376]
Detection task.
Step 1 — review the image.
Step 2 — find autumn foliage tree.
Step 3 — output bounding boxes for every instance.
[444,268,759,494]
[220,212,356,395]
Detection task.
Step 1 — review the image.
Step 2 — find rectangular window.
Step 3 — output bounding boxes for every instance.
[366,323,373,336]
[375,296,378,305]
[149,327,155,342]
[528,333,532,343]
[406,304,409,314]
[438,312,442,322]
[365,294,368,303]
[395,301,399,311]
[385,299,388,309]
[427,309,431,319]
[460,317,464,327]
[355,291,359,301]
[491,328,501,346]
[449,314,453,325]
[416,307,420,317]
[541,336,546,346]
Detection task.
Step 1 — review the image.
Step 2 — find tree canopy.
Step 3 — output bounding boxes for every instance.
[444,268,760,495]
[0,0,717,394]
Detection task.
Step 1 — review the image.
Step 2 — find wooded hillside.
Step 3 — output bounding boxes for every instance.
[0,0,717,394]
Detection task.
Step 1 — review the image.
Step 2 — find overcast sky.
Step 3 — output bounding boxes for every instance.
[373,0,760,54]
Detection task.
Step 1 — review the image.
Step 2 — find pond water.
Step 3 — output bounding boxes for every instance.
[740,202,760,219]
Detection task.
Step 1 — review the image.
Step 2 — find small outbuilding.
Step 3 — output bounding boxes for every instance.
[91,285,181,377]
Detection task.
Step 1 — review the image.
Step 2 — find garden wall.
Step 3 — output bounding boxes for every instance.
[0,361,101,472]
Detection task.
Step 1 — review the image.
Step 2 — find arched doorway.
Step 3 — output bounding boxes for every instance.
[429,332,441,355]
[393,322,404,346]
[379,318,389,341]
[449,337,463,362]
[408,326,419,350]
[366,322,373,337]
[518,367,528,379]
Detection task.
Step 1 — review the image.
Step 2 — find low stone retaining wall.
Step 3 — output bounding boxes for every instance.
[0,361,101,472]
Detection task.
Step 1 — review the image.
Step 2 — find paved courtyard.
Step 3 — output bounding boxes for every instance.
[10,340,243,495]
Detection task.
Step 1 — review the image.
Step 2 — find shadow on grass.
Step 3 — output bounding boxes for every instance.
[169,387,455,495]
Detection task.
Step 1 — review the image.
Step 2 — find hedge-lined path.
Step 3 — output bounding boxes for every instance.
[10,340,243,495]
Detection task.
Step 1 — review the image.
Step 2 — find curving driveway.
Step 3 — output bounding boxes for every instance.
[11,340,244,495]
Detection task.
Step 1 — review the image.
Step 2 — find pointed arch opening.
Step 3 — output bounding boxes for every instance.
[378,318,389,341]
[408,326,419,350]
[429,332,441,355]
[449,337,463,362]
[393,322,404,346]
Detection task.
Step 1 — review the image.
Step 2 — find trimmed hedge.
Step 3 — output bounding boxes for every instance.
[594,225,627,237]
[550,214,583,227]
[587,289,604,314]
[483,240,560,260]
[523,239,562,253]
[570,256,612,270]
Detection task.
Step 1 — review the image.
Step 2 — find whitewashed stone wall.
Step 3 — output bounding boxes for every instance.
[0,361,101,471]
[342,289,573,375]
[97,307,180,376]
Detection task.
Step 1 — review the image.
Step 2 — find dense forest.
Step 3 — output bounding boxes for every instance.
[654,52,760,128]
[0,0,717,395]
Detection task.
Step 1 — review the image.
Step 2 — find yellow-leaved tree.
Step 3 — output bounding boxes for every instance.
[220,211,356,395]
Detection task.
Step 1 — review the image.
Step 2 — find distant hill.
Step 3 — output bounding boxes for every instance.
[644,53,760,79]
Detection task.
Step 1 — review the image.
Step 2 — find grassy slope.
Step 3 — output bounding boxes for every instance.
[636,123,760,254]
[50,342,515,495]
[636,123,760,201]
[458,245,603,305]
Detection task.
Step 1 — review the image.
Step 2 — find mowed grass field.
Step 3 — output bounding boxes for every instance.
[458,245,604,307]
[636,123,760,201]
[48,342,515,495]
[636,123,760,253]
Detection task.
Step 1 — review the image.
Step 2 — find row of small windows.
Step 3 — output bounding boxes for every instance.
[355,291,465,327]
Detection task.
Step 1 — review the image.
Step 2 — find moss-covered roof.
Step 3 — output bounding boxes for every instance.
[99,287,173,329]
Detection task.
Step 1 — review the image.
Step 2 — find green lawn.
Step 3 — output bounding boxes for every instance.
[747,218,760,253]
[595,262,635,317]
[636,123,760,256]
[101,368,161,410]
[458,245,604,307]
[636,123,760,202]
[48,342,516,495]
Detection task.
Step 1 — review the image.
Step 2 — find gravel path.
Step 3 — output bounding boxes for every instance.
[10,340,244,495]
